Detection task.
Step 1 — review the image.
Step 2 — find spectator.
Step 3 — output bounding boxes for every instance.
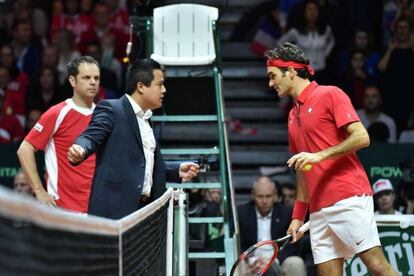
[0,64,25,128]
[104,0,129,36]
[237,176,304,267]
[338,28,381,81]
[201,188,223,250]
[13,169,33,195]
[88,3,129,60]
[357,86,397,143]
[80,0,94,15]
[280,182,296,209]
[382,0,414,47]
[338,50,371,108]
[278,0,335,84]
[84,41,119,93]
[10,20,42,76]
[367,121,390,143]
[399,109,414,143]
[25,108,42,134]
[281,256,307,276]
[41,46,59,69]
[250,2,282,57]
[0,44,29,96]
[372,179,402,215]
[0,83,24,144]
[378,16,414,132]
[53,29,81,84]
[26,67,62,112]
[50,0,94,52]
[5,0,48,46]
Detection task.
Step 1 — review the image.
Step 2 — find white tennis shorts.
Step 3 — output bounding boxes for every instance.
[309,194,381,264]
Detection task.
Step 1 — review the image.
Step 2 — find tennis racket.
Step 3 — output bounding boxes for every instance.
[230,221,310,276]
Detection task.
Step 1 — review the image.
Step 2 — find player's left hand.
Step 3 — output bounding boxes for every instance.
[287,151,322,171]
[179,162,200,181]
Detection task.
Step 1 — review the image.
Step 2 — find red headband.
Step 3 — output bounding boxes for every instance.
[267,59,315,76]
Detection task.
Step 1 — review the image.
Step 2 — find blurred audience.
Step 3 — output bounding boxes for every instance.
[357,86,397,143]
[278,0,335,84]
[367,121,391,143]
[13,169,33,195]
[53,29,81,84]
[5,0,48,46]
[280,182,296,209]
[250,2,282,57]
[50,0,94,52]
[26,67,62,112]
[0,84,24,143]
[399,109,414,143]
[25,108,42,134]
[378,16,414,132]
[338,28,380,80]
[338,50,372,108]
[11,20,42,76]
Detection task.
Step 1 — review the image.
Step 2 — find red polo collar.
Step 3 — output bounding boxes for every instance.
[297,81,318,104]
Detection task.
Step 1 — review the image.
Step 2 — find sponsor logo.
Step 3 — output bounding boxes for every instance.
[356,239,364,246]
[34,123,43,132]
[344,229,414,275]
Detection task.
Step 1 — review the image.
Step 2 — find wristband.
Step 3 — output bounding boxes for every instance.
[292,200,308,221]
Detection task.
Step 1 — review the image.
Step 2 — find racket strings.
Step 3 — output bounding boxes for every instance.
[234,243,278,276]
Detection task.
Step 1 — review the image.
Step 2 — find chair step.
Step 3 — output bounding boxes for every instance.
[189,217,224,223]
[161,148,219,155]
[152,115,218,122]
[188,252,226,259]
[166,182,221,189]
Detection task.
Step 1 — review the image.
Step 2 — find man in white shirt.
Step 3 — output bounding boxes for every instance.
[357,86,397,143]
[237,176,306,275]
[68,58,199,219]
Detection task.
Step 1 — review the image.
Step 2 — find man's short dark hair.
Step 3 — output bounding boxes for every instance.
[265,42,312,79]
[125,58,162,95]
[66,56,99,78]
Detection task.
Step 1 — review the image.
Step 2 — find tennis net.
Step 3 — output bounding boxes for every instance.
[0,186,173,275]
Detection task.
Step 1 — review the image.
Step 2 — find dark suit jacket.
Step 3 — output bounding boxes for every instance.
[237,201,297,263]
[75,95,179,219]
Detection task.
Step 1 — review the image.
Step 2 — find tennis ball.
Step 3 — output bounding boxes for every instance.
[303,164,312,171]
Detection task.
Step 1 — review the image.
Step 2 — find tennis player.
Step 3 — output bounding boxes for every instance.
[266,42,396,275]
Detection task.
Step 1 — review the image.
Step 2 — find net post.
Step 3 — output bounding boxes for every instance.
[173,189,189,276]
[166,189,174,276]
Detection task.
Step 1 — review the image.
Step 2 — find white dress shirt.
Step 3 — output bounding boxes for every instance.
[126,95,156,197]
[256,207,272,242]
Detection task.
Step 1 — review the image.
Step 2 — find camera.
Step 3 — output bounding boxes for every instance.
[197,155,219,173]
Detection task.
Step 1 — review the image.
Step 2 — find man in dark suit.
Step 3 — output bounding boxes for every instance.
[238,176,303,267]
[68,58,199,219]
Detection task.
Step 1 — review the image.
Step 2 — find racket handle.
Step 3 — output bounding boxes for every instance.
[299,221,310,233]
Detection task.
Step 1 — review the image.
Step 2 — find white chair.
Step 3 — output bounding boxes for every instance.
[151,4,219,66]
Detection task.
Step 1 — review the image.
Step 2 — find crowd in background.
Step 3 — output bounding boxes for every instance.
[235,0,414,144]
[0,0,132,144]
[0,0,413,145]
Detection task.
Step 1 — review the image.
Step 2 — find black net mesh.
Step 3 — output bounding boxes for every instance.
[0,188,171,276]
[0,216,119,275]
[122,203,168,276]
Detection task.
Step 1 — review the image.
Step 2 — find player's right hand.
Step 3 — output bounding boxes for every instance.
[35,189,57,207]
[287,219,304,243]
[68,144,86,165]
